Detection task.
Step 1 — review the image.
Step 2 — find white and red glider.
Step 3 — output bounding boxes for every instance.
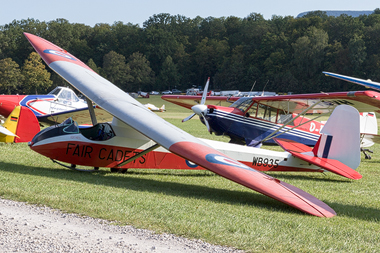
[25,33,363,217]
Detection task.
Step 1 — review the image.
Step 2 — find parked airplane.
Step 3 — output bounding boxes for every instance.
[0,106,40,143]
[144,103,166,112]
[166,85,380,153]
[0,86,113,126]
[24,32,363,217]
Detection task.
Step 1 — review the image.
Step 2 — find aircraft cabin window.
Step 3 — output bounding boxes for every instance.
[246,103,258,117]
[277,111,294,125]
[256,104,278,123]
[80,123,116,141]
[48,87,61,96]
[230,97,251,109]
[71,93,80,102]
[231,97,252,113]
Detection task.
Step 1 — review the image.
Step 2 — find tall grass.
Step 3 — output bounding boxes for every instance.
[0,95,379,252]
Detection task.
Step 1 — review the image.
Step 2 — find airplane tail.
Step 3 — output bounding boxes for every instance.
[312,105,360,170]
[359,112,378,148]
[275,105,362,179]
[0,106,40,143]
[160,105,166,112]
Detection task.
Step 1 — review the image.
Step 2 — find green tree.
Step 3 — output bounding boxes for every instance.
[102,51,132,89]
[0,58,23,94]
[192,37,229,84]
[87,58,100,74]
[292,27,328,79]
[214,46,246,90]
[328,15,365,47]
[348,35,367,75]
[126,52,155,91]
[21,52,53,94]
[156,55,180,90]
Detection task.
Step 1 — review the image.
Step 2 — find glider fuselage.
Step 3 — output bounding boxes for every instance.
[29,117,325,173]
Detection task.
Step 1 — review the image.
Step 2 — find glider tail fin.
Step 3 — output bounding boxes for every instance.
[0,106,40,143]
[312,105,361,170]
[160,105,165,112]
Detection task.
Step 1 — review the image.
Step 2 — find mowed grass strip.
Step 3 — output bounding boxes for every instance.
[0,95,379,252]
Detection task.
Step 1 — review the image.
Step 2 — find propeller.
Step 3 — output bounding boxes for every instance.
[182,77,211,132]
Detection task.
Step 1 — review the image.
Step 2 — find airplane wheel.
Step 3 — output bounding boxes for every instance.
[110,168,128,173]
[110,168,119,173]
[94,167,99,171]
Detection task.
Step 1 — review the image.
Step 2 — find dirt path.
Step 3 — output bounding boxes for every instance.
[0,198,243,252]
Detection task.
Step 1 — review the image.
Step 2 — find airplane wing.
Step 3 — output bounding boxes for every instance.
[250,90,380,114]
[0,126,16,137]
[323,71,380,91]
[24,32,337,217]
[274,138,362,180]
[161,95,238,109]
[164,91,380,115]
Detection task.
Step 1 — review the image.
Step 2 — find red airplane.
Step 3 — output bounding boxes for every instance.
[24,32,365,217]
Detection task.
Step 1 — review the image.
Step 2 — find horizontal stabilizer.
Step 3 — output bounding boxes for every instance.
[0,126,16,137]
[274,138,362,180]
[361,133,380,147]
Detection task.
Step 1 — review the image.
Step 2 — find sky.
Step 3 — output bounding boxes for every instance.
[1,0,379,27]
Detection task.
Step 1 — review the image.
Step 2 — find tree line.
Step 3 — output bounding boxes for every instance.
[0,9,380,95]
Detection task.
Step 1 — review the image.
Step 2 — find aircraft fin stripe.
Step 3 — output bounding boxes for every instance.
[322,135,333,158]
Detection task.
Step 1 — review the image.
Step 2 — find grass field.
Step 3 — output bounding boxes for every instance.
[0,95,379,252]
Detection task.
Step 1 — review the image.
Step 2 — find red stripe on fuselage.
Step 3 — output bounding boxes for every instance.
[30,139,320,172]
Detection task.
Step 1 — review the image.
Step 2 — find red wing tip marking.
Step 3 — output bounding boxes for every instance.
[170,141,336,217]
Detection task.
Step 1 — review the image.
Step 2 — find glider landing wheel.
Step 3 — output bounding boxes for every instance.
[110,168,119,173]
[51,159,99,172]
[110,168,128,173]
